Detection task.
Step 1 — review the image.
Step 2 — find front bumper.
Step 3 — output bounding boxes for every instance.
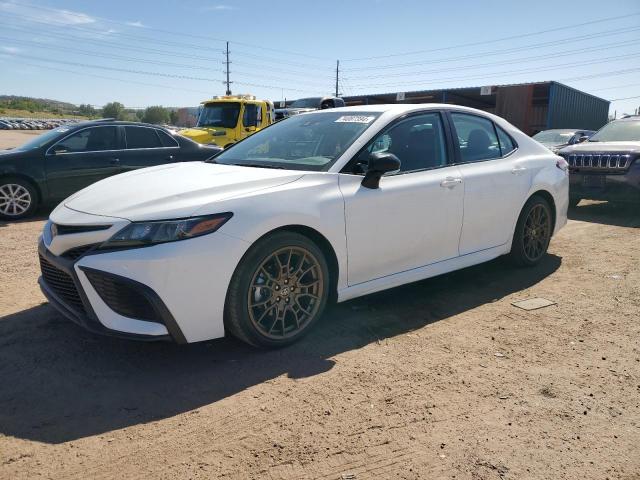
[39,207,252,343]
[569,162,640,203]
[38,238,176,342]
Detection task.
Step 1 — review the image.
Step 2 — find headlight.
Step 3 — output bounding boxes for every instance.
[100,213,232,249]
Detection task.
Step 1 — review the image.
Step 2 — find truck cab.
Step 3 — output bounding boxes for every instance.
[180,95,274,148]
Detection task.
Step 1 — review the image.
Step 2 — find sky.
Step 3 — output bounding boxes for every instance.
[0,0,639,115]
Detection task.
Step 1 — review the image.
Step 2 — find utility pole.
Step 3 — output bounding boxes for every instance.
[335,60,339,98]
[224,41,232,95]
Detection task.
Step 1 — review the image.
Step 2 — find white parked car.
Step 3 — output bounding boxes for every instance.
[38,105,569,347]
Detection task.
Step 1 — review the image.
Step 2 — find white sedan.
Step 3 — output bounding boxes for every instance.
[38,104,568,347]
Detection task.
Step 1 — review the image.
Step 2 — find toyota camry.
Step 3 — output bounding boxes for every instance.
[38,105,568,347]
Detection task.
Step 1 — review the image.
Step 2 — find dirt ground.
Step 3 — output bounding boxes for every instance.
[0,131,639,479]
[0,129,42,149]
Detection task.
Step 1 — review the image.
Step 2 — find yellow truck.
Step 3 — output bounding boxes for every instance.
[180,95,274,148]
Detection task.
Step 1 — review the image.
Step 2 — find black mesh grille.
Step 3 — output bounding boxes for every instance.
[84,270,160,323]
[39,255,86,314]
[61,244,97,260]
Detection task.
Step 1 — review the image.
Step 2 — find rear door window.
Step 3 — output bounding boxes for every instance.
[125,126,162,149]
[157,129,179,147]
[496,126,517,156]
[451,113,501,162]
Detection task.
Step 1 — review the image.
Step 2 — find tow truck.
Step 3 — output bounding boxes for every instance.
[180,95,274,148]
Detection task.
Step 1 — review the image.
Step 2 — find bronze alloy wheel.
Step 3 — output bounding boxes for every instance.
[247,247,324,340]
[522,203,551,263]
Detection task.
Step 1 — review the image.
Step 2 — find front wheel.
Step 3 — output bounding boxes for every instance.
[0,178,38,220]
[225,231,330,348]
[510,196,553,267]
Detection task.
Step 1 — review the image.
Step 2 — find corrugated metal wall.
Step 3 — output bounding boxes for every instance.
[547,82,609,131]
[495,84,534,133]
[339,81,610,135]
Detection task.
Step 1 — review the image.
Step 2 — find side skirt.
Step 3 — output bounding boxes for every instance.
[337,244,508,303]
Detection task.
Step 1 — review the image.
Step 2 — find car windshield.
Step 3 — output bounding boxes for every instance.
[290,98,321,109]
[212,111,381,171]
[588,120,640,142]
[533,130,575,144]
[12,127,72,151]
[197,102,240,128]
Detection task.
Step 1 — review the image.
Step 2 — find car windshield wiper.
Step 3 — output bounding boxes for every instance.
[235,163,285,169]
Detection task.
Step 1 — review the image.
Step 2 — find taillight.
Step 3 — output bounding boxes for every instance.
[556,157,569,173]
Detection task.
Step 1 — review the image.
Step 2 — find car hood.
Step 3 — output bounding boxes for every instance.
[179,128,213,142]
[559,141,640,154]
[0,148,20,157]
[62,162,304,221]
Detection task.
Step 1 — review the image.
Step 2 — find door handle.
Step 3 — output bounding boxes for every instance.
[511,166,527,174]
[109,158,120,165]
[166,155,174,161]
[440,177,463,188]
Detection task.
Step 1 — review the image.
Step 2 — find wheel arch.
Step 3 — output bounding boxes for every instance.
[255,224,340,301]
[528,189,557,231]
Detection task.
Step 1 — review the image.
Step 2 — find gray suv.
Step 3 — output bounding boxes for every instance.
[558,116,640,206]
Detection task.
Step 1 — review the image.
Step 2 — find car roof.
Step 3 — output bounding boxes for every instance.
[312,103,502,116]
[72,120,169,129]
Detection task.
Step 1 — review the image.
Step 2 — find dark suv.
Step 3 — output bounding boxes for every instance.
[558,116,640,206]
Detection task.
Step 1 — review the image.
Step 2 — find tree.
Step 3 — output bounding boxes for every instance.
[135,110,144,121]
[102,101,125,120]
[169,110,179,125]
[78,104,97,117]
[142,105,170,125]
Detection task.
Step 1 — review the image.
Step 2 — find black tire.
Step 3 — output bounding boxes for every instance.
[225,231,330,348]
[569,196,581,208]
[0,177,39,220]
[510,195,553,267]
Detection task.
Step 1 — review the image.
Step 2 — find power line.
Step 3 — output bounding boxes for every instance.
[0,34,222,71]
[587,83,640,92]
[8,0,332,60]
[0,22,336,80]
[342,38,640,81]
[0,33,335,88]
[0,22,223,63]
[608,95,640,101]
[3,59,213,95]
[343,12,640,61]
[4,54,318,93]
[346,52,640,89]
[342,26,640,71]
[0,9,331,68]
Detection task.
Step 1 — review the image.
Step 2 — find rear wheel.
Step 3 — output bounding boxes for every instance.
[510,195,553,267]
[0,178,38,220]
[225,231,330,348]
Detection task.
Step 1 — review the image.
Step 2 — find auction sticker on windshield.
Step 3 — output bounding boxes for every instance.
[334,116,376,123]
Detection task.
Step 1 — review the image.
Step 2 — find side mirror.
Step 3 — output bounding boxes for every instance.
[50,145,67,155]
[578,135,589,143]
[361,152,401,189]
